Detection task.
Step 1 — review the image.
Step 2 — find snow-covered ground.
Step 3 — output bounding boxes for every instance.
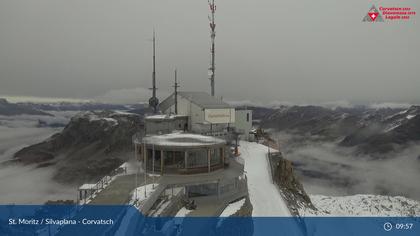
[300,194,420,216]
[239,141,291,216]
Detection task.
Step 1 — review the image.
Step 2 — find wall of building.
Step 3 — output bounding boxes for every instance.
[145,117,188,135]
[162,97,235,135]
[163,96,203,131]
[234,110,253,140]
[204,108,235,124]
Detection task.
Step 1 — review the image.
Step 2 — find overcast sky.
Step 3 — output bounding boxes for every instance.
[0,0,419,105]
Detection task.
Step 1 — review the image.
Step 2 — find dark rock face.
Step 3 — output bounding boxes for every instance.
[0,98,52,116]
[270,152,315,215]
[14,111,143,184]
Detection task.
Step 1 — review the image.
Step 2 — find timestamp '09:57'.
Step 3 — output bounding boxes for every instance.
[395,223,414,230]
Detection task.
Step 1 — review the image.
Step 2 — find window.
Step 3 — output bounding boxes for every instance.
[246,113,250,122]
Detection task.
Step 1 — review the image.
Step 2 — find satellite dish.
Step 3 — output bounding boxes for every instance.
[149,97,159,108]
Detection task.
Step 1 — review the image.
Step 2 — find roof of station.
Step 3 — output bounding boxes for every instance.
[144,114,188,121]
[160,91,232,111]
[141,131,226,148]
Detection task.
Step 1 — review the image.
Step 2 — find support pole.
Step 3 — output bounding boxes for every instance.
[173,69,179,114]
[208,0,217,96]
[184,151,188,169]
[152,144,155,189]
[160,150,164,174]
[149,31,159,113]
[144,143,147,198]
[207,149,211,173]
[221,147,225,166]
[217,179,220,199]
[135,144,138,200]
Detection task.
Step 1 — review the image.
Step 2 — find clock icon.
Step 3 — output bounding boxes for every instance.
[384,222,393,231]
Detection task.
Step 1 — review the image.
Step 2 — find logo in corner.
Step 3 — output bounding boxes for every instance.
[363,5,384,22]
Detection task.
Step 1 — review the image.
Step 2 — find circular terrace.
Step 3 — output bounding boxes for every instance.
[135,132,227,175]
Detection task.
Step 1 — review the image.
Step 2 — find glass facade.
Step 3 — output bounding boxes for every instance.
[143,146,225,174]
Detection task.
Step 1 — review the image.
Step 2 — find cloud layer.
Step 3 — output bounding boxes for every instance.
[274,132,420,200]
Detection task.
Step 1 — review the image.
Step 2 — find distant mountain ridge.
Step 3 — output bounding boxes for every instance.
[0,98,52,116]
[15,101,145,111]
[255,105,420,155]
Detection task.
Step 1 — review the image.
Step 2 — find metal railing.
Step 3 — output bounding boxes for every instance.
[78,163,128,204]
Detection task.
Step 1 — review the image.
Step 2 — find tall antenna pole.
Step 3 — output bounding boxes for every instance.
[208,0,216,96]
[152,31,156,99]
[149,30,159,113]
[173,69,180,115]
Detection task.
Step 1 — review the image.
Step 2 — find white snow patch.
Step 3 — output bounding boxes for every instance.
[73,111,119,125]
[385,122,401,132]
[220,198,246,217]
[407,114,416,120]
[216,198,246,227]
[79,184,96,190]
[145,114,186,120]
[175,207,192,217]
[101,117,118,125]
[172,207,193,232]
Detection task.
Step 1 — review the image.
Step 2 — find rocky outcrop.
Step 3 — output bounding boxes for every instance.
[13,110,143,184]
[269,152,315,215]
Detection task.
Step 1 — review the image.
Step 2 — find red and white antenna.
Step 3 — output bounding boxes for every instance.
[208,0,216,97]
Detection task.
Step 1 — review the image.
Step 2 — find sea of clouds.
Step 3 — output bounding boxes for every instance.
[273,132,420,201]
[0,112,78,204]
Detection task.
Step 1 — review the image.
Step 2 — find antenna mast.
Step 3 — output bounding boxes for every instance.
[149,30,159,113]
[208,0,216,96]
[173,69,180,115]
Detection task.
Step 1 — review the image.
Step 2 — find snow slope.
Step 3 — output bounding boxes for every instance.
[300,194,420,216]
[239,141,291,216]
